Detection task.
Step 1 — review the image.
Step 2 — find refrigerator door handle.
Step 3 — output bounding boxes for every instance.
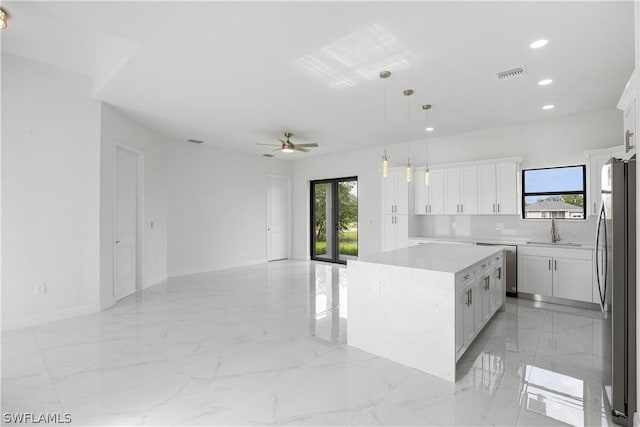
[594,200,607,312]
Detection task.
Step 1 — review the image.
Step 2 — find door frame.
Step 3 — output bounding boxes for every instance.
[266,174,291,261]
[113,142,145,300]
[310,176,358,265]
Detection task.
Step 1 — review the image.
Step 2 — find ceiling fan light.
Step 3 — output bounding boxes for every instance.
[282,148,294,153]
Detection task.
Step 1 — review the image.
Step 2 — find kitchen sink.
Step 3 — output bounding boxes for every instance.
[526,241,582,247]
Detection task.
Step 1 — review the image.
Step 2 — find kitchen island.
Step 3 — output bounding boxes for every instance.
[347,243,505,382]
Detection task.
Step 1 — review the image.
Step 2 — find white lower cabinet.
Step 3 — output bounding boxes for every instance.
[382,214,408,252]
[455,252,505,360]
[518,246,593,303]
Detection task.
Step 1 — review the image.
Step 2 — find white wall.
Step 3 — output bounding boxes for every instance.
[291,109,622,260]
[166,144,292,277]
[1,54,101,330]
[99,103,169,310]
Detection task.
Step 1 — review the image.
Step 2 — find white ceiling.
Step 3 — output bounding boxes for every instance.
[2,1,635,159]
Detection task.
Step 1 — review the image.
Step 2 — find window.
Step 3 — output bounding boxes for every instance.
[522,165,586,220]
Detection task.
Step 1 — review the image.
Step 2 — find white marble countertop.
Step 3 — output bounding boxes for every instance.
[356,243,502,274]
[409,235,594,250]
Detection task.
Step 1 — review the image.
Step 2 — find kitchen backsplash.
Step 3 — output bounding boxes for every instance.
[414,214,597,245]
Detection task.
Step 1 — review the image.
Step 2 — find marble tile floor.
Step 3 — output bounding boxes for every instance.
[1,260,613,426]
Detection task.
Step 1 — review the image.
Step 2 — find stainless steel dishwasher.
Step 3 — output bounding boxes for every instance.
[475,243,517,297]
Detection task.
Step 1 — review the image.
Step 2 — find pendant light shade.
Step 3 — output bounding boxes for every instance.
[380,71,391,178]
[382,150,389,177]
[404,89,414,183]
[423,104,432,186]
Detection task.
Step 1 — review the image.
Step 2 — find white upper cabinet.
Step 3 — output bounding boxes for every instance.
[382,168,408,215]
[414,168,444,215]
[585,147,624,216]
[478,161,518,215]
[618,69,637,157]
[445,166,478,215]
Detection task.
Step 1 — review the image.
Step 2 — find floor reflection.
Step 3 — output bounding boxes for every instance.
[308,263,347,343]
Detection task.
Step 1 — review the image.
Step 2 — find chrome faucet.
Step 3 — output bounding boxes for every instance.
[551,217,561,243]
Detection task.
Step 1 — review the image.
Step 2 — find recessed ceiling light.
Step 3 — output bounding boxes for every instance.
[542,104,555,110]
[538,79,553,86]
[530,39,548,49]
[425,127,434,132]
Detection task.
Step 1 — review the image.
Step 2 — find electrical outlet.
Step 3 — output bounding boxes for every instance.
[34,283,46,294]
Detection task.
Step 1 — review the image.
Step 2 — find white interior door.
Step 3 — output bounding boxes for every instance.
[114,147,138,300]
[267,175,290,261]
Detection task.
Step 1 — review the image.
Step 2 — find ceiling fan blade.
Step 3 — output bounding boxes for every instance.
[293,146,310,152]
[294,143,318,148]
[272,147,283,152]
[256,143,280,146]
[278,139,287,144]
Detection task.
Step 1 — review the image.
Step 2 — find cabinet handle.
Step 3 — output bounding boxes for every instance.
[548,259,551,270]
[497,267,502,279]
[554,260,557,271]
[470,288,472,305]
[497,203,500,213]
[594,202,596,214]
[492,203,496,213]
[461,204,464,213]
[429,205,432,213]
[425,204,428,213]
[625,130,635,153]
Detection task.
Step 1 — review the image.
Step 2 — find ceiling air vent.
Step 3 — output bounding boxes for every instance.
[187,139,204,144]
[496,66,527,81]
[262,154,274,158]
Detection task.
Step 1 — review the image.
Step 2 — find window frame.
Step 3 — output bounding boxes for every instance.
[521,164,587,220]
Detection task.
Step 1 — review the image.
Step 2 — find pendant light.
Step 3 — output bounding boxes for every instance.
[380,70,391,177]
[423,104,432,185]
[404,89,414,183]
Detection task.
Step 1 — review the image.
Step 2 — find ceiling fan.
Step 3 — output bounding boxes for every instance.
[256,132,319,153]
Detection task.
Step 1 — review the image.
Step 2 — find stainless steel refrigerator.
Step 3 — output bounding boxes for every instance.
[594,156,636,426]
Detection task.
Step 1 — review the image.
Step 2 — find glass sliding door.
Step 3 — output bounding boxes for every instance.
[311,177,358,264]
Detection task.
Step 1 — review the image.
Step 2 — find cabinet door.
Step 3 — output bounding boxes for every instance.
[429,169,445,214]
[382,215,396,251]
[623,98,636,156]
[382,173,396,214]
[478,164,497,214]
[553,257,593,303]
[414,170,429,215]
[444,168,461,214]
[481,276,491,322]
[456,289,466,355]
[463,285,475,344]
[460,166,478,214]
[496,161,518,214]
[395,215,409,249]
[519,255,553,296]
[493,264,504,309]
[395,171,409,215]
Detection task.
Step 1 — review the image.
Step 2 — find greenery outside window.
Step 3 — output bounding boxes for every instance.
[522,165,586,220]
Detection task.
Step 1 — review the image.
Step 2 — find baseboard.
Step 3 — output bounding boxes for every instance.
[168,258,267,278]
[2,302,100,331]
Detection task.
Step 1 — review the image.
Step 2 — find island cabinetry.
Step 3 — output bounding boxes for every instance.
[518,246,593,303]
[454,252,505,361]
[348,243,505,382]
[414,168,445,215]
